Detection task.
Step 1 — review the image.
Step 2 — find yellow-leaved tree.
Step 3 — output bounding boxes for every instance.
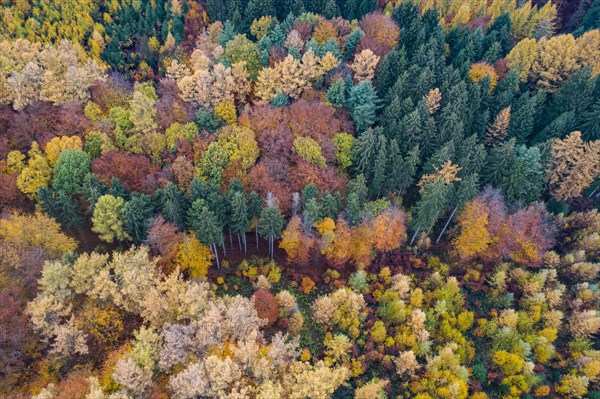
[0,212,77,255]
[175,232,213,278]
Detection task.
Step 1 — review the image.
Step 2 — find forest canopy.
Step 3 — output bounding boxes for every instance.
[1,0,600,398]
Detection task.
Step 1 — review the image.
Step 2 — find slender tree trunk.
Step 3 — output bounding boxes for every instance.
[436,205,458,244]
[237,234,242,251]
[409,224,421,246]
[243,233,247,254]
[212,243,220,269]
[221,239,226,257]
[588,187,598,198]
[229,229,233,249]
[255,225,259,250]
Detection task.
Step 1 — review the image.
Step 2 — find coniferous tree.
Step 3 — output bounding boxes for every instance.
[230,191,250,253]
[345,192,362,227]
[258,198,285,259]
[248,191,263,249]
[154,183,188,228]
[188,199,223,268]
[370,135,388,198]
[326,78,347,107]
[124,193,155,245]
[410,179,450,244]
[321,191,341,220]
[351,127,379,180]
[303,197,322,229]
[52,150,91,195]
[349,81,379,132]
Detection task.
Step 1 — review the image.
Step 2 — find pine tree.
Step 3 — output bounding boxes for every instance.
[248,191,263,250]
[303,197,322,229]
[301,183,319,211]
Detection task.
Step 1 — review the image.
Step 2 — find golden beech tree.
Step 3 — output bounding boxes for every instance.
[547,131,600,201]
[0,212,77,255]
[44,136,83,167]
[175,232,213,279]
[468,62,498,91]
[280,216,314,267]
[16,142,52,199]
[453,198,492,260]
[319,218,352,269]
[350,222,374,269]
[371,208,407,252]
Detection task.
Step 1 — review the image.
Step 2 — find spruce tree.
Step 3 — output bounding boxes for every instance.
[321,191,341,219]
[370,135,388,198]
[410,179,450,244]
[258,203,285,259]
[345,192,362,226]
[124,193,155,245]
[230,191,250,252]
[154,183,188,227]
[326,78,347,107]
[188,199,223,268]
[349,80,379,132]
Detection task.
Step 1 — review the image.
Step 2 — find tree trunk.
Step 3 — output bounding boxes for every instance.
[229,229,233,249]
[409,224,421,246]
[243,233,247,254]
[255,225,259,250]
[221,239,226,257]
[213,243,220,269]
[237,233,242,251]
[436,205,458,244]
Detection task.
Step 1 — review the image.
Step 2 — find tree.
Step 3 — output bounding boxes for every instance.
[506,38,537,81]
[124,193,155,245]
[371,208,407,252]
[230,191,250,252]
[547,131,600,201]
[52,150,91,195]
[258,196,285,259]
[279,216,313,266]
[223,34,262,80]
[16,142,52,200]
[349,80,379,132]
[531,34,580,91]
[411,179,451,244]
[187,199,223,268]
[293,137,327,168]
[92,194,131,243]
[0,212,77,255]
[453,198,492,260]
[175,232,213,279]
[350,49,380,82]
[155,183,189,228]
[485,107,511,147]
